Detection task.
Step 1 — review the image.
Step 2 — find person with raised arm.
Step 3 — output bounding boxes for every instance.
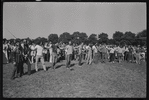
[31,41,47,72]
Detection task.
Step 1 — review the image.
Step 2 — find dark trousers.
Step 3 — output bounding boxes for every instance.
[99,52,102,60]
[101,52,106,63]
[109,53,115,62]
[128,52,133,62]
[78,53,82,66]
[11,63,19,79]
[93,53,98,64]
[43,53,48,62]
[46,50,50,61]
[7,51,11,63]
[66,54,72,68]
[23,58,31,75]
[124,52,129,61]
[52,53,58,69]
[11,60,23,79]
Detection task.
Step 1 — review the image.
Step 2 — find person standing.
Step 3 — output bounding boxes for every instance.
[44,42,48,62]
[7,41,12,63]
[3,40,8,63]
[100,43,107,63]
[11,42,24,80]
[51,44,58,70]
[86,44,92,65]
[97,44,102,61]
[124,45,129,62]
[20,40,31,75]
[42,44,47,62]
[116,45,123,63]
[45,42,50,62]
[109,46,115,63]
[128,45,133,63]
[56,45,61,62]
[49,42,53,63]
[92,43,98,64]
[32,42,47,72]
[65,41,73,69]
[78,42,84,67]
[30,42,36,63]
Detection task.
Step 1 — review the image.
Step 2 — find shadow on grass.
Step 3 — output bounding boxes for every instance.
[70,63,75,68]
[55,64,65,69]
[24,68,44,75]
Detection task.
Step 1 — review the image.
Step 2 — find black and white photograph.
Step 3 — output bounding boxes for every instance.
[3,2,146,98]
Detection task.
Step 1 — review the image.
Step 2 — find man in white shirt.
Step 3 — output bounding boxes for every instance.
[32,42,46,72]
[109,45,116,63]
[48,42,53,63]
[65,41,73,69]
[86,44,92,65]
[92,43,98,63]
[116,45,123,63]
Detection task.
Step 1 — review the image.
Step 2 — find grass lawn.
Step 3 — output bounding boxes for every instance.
[3,59,146,98]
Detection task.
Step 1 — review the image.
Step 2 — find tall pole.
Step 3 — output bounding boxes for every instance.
[6,28,17,39]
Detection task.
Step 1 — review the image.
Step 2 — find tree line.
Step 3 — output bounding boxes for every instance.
[5,29,146,46]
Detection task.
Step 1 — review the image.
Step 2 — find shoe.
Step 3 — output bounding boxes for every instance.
[78,65,82,67]
[11,77,15,80]
[17,75,20,78]
[28,73,31,75]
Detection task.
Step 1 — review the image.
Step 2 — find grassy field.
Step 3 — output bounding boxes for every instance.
[3,59,146,98]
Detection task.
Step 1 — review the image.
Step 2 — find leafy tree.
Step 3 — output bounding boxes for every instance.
[59,32,71,43]
[98,32,108,44]
[71,31,80,44]
[88,34,97,44]
[136,29,146,38]
[113,31,124,41]
[48,34,58,44]
[33,37,41,44]
[79,32,88,42]
[123,31,135,45]
[40,37,48,44]
[135,29,146,46]
[108,39,115,45]
[71,31,88,44]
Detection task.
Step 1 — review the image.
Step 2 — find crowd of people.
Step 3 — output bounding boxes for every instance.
[3,39,147,80]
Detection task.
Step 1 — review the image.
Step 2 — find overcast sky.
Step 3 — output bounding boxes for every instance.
[3,2,146,39]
